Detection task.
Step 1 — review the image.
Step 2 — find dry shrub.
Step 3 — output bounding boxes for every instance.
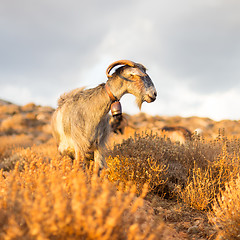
[177,166,217,211]
[0,114,26,132]
[107,132,240,213]
[0,104,20,116]
[107,132,172,196]
[0,152,166,240]
[0,134,56,172]
[21,138,59,161]
[107,132,223,198]
[107,155,168,195]
[178,141,240,211]
[209,174,240,239]
[211,142,240,188]
[0,135,34,170]
[0,134,33,152]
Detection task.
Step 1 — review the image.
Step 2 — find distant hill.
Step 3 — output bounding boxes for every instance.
[1,100,240,145]
[0,100,54,144]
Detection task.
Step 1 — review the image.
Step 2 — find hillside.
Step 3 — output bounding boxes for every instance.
[1,100,240,239]
[1,99,240,144]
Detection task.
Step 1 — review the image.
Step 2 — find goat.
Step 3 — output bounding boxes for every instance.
[161,126,192,139]
[161,126,192,144]
[51,60,157,171]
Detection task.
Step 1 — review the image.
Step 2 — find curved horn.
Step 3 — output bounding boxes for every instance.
[106,60,136,78]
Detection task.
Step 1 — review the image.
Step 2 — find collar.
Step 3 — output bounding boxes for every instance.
[105,83,118,102]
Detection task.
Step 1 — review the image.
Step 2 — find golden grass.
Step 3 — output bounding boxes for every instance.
[0,145,167,240]
[107,155,168,195]
[209,175,240,239]
[178,142,240,211]
[0,135,33,155]
[1,130,240,239]
[177,165,217,211]
[106,132,237,200]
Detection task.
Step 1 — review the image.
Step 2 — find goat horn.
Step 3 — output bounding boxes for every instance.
[106,60,136,78]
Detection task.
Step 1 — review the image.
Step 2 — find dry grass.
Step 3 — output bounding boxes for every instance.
[209,175,240,239]
[107,155,168,195]
[179,139,240,211]
[0,135,34,171]
[0,144,169,240]
[107,132,233,199]
[1,116,240,238]
[106,130,240,233]
[177,165,218,211]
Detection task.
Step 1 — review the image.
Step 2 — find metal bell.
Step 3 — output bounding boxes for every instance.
[110,101,122,116]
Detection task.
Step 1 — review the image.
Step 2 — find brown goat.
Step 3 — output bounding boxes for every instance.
[51,60,157,171]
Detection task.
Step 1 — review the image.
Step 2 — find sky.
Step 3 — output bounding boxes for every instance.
[0,0,240,121]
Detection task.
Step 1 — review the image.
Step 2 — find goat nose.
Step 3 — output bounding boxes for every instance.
[146,91,156,102]
[150,93,156,102]
[151,90,157,99]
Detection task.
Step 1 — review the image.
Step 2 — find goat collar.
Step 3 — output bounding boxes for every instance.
[105,83,122,116]
[105,83,118,102]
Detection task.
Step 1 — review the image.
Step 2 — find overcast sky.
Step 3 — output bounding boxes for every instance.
[0,0,240,120]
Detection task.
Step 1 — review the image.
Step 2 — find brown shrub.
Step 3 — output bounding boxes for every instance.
[107,131,240,214]
[107,155,168,195]
[209,174,240,239]
[107,132,224,198]
[20,102,36,112]
[0,104,20,116]
[177,166,218,211]
[2,124,240,240]
[0,154,167,240]
[0,114,26,133]
[177,138,240,211]
[0,135,33,169]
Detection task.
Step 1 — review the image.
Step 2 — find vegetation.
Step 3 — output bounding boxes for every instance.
[0,144,166,240]
[1,102,240,239]
[209,175,240,239]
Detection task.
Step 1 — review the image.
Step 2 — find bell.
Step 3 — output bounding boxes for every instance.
[110,101,122,116]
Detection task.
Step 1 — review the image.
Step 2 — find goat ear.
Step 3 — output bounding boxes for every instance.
[106,60,136,78]
[135,63,147,72]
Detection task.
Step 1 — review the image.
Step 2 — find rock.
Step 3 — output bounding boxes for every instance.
[36,113,49,121]
[0,99,13,105]
[38,106,54,113]
[0,105,20,115]
[21,102,36,112]
[42,124,52,134]
[187,225,200,234]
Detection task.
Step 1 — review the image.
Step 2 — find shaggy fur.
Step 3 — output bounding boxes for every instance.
[51,60,157,170]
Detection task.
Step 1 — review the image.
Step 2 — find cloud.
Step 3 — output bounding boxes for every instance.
[152,1,240,93]
[0,0,240,120]
[0,84,33,105]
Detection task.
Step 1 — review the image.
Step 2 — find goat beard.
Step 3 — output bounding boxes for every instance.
[135,96,144,110]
